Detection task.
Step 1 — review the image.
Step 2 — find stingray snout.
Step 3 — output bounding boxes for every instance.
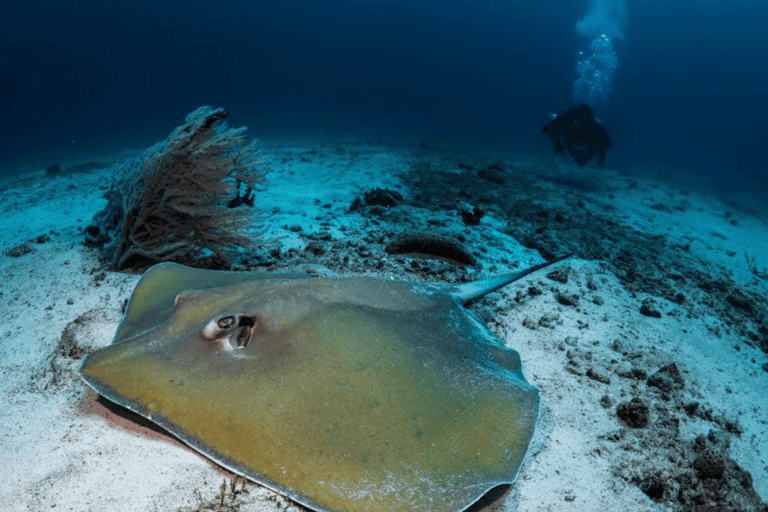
[201,314,256,350]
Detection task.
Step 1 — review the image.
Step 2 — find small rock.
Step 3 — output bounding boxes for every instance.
[616,397,650,428]
[546,268,569,284]
[638,474,665,501]
[538,313,561,328]
[616,367,648,380]
[349,187,403,210]
[528,286,542,296]
[647,363,685,393]
[639,298,662,318]
[692,449,725,479]
[724,419,743,435]
[46,163,61,176]
[478,167,505,185]
[650,203,673,213]
[666,292,685,304]
[683,402,699,416]
[4,243,33,257]
[556,292,578,307]
[304,241,325,256]
[586,368,611,384]
[460,206,485,226]
[726,291,754,313]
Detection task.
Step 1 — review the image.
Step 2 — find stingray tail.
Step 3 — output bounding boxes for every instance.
[453,254,573,304]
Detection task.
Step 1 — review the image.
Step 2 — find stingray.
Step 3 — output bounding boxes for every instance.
[79,256,569,512]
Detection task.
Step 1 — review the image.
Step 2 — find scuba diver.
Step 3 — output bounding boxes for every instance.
[542,103,612,167]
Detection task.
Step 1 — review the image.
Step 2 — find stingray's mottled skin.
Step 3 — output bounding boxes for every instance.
[79,258,567,512]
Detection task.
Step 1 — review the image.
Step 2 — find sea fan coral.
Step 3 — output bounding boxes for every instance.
[85,106,268,270]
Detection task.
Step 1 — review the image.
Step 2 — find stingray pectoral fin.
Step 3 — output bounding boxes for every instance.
[451,254,572,304]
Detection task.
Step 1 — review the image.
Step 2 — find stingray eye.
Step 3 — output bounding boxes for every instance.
[202,315,237,341]
[218,316,236,329]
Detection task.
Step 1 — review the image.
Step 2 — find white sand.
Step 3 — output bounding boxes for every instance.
[0,134,766,511]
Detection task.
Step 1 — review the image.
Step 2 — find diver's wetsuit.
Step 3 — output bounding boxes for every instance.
[542,103,612,167]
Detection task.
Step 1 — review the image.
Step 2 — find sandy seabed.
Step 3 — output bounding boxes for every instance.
[1,134,767,512]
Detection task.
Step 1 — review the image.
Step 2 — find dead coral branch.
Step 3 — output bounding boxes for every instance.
[745,252,768,280]
[86,106,268,270]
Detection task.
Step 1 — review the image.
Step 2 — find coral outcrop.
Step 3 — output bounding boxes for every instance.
[86,106,268,270]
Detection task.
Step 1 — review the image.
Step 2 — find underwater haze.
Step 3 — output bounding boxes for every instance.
[2,0,767,198]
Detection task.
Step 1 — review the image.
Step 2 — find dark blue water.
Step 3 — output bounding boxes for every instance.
[2,0,767,197]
